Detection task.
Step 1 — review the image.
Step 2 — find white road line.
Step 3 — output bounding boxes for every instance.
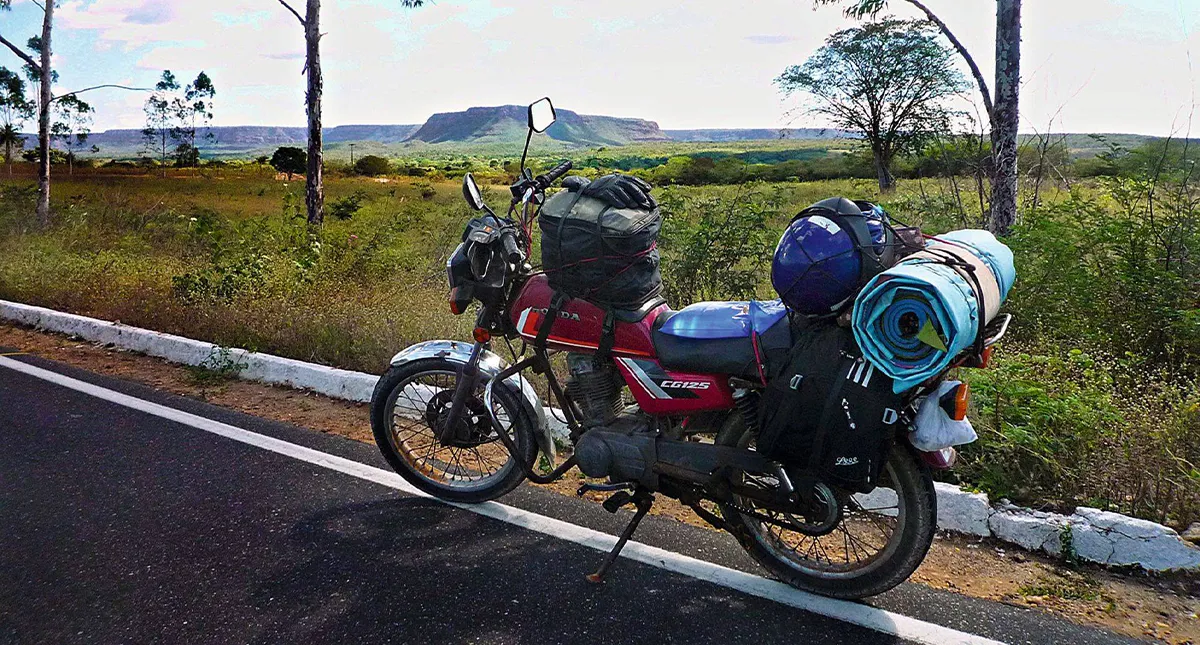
[0,356,1005,645]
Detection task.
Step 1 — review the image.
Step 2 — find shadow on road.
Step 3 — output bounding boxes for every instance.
[245,497,897,644]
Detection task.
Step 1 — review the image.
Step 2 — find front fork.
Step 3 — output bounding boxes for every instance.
[438,305,494,444]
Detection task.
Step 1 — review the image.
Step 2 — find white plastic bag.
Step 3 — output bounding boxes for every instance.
[910,380,978,452]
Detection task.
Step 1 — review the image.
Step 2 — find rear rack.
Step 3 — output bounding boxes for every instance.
[982,313,1013,348]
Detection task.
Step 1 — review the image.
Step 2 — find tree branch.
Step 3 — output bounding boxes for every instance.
[0,32,39,72]
[277,0,306,27]
[903,0,993,120]
[51,84,152,103]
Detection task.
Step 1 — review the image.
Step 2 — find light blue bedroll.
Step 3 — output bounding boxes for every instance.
[852,230,1016,393]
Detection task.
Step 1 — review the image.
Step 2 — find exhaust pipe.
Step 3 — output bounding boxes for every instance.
[574,428,773,490]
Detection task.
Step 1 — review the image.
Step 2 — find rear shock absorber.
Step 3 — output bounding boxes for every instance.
[732,388,761,436]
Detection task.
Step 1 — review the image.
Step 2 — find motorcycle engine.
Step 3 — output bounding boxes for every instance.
[565,353,624,427]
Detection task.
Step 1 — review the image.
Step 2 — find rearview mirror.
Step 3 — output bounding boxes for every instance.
[462,173,484,211]
[528,98,556,133]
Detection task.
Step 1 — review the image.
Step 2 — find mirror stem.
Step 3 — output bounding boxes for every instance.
[518,128,533,173]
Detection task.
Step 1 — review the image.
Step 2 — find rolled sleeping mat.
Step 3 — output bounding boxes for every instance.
[852,229,1015,394]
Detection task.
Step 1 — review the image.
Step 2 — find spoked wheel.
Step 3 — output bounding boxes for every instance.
[370,358,537,503]
[715,416,936,599]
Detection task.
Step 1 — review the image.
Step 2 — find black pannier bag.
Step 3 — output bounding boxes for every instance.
[757,322,904,493]
[540,190,663,309]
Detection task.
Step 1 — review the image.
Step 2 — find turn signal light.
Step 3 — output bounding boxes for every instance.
[472,327,491,343]
[449,288,467,315]
[951,382,970,421]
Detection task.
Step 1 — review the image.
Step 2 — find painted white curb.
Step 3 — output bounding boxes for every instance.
[0,300,378,402]
[3,299,1198,572]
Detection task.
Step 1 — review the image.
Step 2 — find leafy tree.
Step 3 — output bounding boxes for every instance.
[0,0,55,225]
[270,146,307,179]
[814,0,1022,233]
[0,122,21,173]
[777,19,965,191]
[21,146,64,164]
[353,154,391,177]
[275,0,424,225]
[50,94,92,175]
[173,72,215,167]
[0,66,31,174]
[141,71,214,171]
[142,71,179,173]
[2,3,146,221]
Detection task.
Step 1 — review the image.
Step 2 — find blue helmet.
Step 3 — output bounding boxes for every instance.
[771,197,895,316]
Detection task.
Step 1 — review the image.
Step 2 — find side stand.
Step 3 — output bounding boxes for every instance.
[585,488,654,584]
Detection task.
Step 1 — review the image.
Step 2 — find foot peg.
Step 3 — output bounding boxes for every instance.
[602,491,633,513]
[586,488,653,584]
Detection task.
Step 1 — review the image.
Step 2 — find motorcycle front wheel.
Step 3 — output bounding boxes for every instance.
[715,416,937,600]
[370,358,538,504]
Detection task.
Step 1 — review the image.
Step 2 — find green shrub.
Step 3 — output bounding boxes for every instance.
[171,253,271,304]
[414,181,436,200]
[353,155,391,177]
[329,190,369,220]
[657,184,779,303]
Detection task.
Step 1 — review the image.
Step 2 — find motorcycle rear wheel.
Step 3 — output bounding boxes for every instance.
[370,358,538,504]
[715,417,936,600]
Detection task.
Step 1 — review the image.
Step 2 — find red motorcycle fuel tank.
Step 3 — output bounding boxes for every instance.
[509,274,735,415]
[510,274,666,357]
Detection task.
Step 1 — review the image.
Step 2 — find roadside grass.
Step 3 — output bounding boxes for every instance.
[0,168,1196,528]
[184,346,250,399]
[1020,569,1107,604]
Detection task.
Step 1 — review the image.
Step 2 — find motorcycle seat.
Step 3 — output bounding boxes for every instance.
[652,300,792,379]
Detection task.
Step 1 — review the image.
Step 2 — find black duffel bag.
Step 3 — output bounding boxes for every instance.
[540,189,663,309]
[757,322,904,493]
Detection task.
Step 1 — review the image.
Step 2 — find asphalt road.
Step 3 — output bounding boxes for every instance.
[0,350,1137,645]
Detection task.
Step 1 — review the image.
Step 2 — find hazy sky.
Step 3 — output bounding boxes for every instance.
[2,0,1197,135]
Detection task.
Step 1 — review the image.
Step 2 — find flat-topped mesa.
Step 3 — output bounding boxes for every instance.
[406,105,669,146]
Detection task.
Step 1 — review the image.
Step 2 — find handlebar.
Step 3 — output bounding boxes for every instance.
[499,227,523,264]
[535,160,573,189]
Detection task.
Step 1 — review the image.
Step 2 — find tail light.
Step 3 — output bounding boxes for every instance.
[978,345,994,368]
[472,327,491,343]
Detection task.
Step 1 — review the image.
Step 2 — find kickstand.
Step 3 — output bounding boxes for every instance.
[586,489,653,584]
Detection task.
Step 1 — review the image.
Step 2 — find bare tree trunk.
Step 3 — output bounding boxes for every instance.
[36,0,53,227]
[989,0,1021,236]
[304,0,324,226]
[873,149,895,192]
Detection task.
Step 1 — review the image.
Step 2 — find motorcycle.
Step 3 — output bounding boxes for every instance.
[370,97,1011,599]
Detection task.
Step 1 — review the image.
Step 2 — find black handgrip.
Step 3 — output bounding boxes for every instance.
[500,229,523,264]
[536,160,573,189]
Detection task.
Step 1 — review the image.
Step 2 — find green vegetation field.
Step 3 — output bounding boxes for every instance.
[0,138,1197,530]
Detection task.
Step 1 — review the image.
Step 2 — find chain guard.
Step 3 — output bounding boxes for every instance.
[726,481,844,537]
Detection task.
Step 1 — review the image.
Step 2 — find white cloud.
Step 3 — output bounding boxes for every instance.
[36,0,1200,135]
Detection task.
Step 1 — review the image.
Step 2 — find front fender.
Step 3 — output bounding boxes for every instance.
[390,340,555,464]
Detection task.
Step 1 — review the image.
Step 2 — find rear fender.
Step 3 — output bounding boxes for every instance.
[389,340,555,464]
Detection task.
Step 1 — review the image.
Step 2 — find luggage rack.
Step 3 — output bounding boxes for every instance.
[982,313,1013,348]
